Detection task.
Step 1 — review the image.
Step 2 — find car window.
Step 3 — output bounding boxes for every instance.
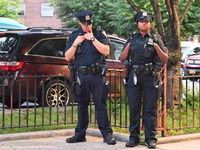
[110,40,124,60]
[28,39,66,57]
[194,47,200,54]
[182,45,200,60]
[0,35,18,54]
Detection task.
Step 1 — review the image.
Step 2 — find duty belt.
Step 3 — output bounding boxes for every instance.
[78,64,101,75]
[132,63,153,74]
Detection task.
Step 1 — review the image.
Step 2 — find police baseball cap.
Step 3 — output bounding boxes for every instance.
[76,10,94,25]
[134,11,154,22]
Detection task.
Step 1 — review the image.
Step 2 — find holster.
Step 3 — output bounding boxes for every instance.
[125,62,131,83]
[153,74,163,99]
[74,82,82,96]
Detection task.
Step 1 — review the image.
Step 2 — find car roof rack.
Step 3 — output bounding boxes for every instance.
[27,27,78,32]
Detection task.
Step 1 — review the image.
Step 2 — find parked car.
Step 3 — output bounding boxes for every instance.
[183,54,200,81]
[180,43,200,76]
[0,28,126,108]
[181,43,200,64]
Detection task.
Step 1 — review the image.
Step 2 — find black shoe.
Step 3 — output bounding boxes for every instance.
[125,140,139,147]
[103,133,116,145]
[146,140,156,149]
[66,135,86,143]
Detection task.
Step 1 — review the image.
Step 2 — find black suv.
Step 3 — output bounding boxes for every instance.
[0,28,126,108]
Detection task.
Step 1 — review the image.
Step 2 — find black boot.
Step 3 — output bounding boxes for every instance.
[103,133,116,145]
[125,140,139,147]
[146,140,156,149]
[66,135,86,143]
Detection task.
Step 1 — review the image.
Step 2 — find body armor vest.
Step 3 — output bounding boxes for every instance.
[129,33,157,65]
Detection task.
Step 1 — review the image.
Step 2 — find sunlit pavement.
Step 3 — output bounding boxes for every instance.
[1,129,200,150]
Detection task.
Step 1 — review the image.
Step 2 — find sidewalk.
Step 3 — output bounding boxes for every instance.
[1,128,200,150]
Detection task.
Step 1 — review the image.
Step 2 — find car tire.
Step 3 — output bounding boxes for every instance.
[180,67,185,77]
[39,79,72,107]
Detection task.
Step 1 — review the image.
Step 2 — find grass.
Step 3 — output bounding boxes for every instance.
[1,85,200,137]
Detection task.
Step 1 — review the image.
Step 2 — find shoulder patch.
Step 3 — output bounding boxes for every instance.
[101,30,108,38]
[131,33,138,39]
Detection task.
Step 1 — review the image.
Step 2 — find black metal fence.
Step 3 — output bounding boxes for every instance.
[0,73,200,137]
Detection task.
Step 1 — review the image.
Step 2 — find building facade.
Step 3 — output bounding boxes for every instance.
[18,0,62,29]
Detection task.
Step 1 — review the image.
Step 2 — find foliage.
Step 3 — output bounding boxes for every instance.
[51,0,117,34]
[0,0,22,20]
[51,0,200,39]
[181,86,200,110]
[180,0,200,39]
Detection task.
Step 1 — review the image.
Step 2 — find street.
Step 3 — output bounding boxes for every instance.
[0,135,200,150]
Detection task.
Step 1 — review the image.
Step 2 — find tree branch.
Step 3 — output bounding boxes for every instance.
[150,0,165,37]
[165,0,173,25]
[179,0,193,24]
[126,0,140,12]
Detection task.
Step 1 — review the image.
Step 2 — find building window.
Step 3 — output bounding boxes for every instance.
[41,3,53,16]
[17,4,25,16]
[8,4,25,16]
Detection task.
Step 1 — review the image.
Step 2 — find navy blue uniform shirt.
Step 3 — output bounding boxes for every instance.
[122,32,166,65]
[65,27,110,68]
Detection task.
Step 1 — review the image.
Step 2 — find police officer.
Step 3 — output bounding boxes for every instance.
[119,11,168,149]
[64,10,116,145]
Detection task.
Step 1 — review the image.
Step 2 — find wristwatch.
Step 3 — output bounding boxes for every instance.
[91,37,95,42]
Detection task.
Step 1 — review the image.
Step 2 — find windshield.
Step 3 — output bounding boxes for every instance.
[0,35,18,54]
[182,45,200,56]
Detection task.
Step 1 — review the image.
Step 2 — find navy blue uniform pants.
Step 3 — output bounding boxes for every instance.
[126,70,158,143]
[74,72,112,138]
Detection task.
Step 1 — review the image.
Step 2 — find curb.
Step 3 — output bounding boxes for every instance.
[1,128,200,145]
[0,129,74,141]
[157,132,200,144]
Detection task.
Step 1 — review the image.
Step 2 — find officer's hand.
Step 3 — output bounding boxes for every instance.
[84,32,94,41]
[74,35,85,46]
[153,42,159,49]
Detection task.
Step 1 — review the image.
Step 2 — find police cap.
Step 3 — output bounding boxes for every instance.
[134,11,154,22]
[76,10,94,25]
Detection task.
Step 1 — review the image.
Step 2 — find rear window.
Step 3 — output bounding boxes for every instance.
[28,39,66,57]
[110,40,124,60]
[0,35,18,54]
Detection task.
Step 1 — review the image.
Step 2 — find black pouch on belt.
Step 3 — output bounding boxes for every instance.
[79,66,87,75]
[148,63,153,74]
[144,64,149,74]
[90,64,96,74]
[133,65,140,74]
[95,63,100,73]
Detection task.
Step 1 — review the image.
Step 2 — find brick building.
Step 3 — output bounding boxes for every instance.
[18,0,62,28]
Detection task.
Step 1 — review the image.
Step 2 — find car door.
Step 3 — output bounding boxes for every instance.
[107,36,126,96]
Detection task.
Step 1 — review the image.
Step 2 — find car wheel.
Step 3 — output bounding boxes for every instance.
[39,79,72,107]
[180,67,185,77]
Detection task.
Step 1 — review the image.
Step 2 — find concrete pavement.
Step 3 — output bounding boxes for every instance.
[1,128,200,150]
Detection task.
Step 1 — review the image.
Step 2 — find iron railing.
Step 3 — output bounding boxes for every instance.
[0,72,200,137]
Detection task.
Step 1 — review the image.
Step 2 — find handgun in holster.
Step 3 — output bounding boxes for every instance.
[101,64,108,76]
[125,60,131,83]
[152,63,162,77]
[68,63,76,81]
